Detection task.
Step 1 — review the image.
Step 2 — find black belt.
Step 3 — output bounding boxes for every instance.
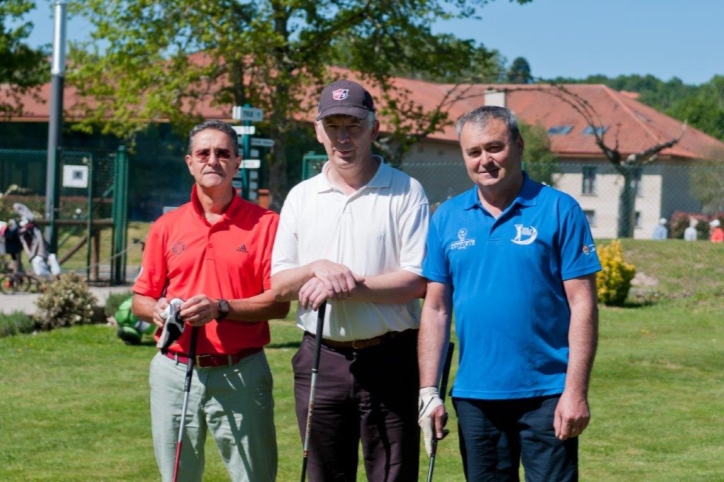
[306,329,418,350]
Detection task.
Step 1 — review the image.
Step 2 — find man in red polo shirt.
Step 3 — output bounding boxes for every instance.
[132,119,289,482]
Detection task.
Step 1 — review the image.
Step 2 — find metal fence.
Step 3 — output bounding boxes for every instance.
[399,160,724,240]
[0,147,124,282]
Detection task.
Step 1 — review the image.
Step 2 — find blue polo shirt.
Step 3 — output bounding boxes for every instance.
[423,173,601,400]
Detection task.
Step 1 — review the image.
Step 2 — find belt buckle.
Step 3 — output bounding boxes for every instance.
[352,339,366,350]
[195,354,209,367]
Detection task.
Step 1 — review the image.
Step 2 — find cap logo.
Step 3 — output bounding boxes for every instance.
[332,89,349,101]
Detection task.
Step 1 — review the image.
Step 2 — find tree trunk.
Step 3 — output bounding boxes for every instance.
[617,166,641,238]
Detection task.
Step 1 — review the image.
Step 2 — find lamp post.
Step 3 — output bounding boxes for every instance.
[44,0,68,253]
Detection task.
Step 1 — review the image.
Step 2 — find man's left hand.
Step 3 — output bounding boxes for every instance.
[554,390,591,441]
[179,294,220,326]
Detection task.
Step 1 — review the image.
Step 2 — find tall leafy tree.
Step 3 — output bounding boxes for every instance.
[0,0,49,118]
[506,56,531,84]
[519,121,558,185]
[67,0,530,208]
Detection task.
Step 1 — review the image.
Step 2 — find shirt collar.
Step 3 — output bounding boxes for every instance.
[463,171,539,210]
[190,184,243,221]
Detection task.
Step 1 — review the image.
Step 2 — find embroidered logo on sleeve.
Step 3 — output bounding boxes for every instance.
[582,244,596,255]
[450,228,476,250]
[511,224,538,245]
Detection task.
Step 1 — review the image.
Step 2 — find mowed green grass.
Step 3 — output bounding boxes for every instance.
[1,239,723,480]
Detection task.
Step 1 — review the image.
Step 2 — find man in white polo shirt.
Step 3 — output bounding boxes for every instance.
[271,79,429,481]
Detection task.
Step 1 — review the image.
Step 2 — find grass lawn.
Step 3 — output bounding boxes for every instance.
[1,239,723,480]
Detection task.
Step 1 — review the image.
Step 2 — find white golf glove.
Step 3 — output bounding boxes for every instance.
[157,298,184,353]
[418,386,444,456]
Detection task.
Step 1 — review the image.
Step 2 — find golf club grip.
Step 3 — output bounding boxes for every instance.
[439,342,454,403]
[426,342,455,482]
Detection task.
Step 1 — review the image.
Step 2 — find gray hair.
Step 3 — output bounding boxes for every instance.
[188,119,239,157]
[455,106,521,142]
[316,111,376,130]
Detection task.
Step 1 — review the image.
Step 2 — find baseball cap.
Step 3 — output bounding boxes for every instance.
[710,219,721,227]
[316,80,375,121]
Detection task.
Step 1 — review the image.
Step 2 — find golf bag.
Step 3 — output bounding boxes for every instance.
[14,203,60,279]
[115,297,156,345]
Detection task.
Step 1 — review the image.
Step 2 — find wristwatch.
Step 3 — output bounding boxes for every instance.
[216,299,230,320]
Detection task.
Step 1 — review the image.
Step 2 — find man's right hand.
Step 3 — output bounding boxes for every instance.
[297,260,363,309]
[418,386,448,456]
[152,297,169,327]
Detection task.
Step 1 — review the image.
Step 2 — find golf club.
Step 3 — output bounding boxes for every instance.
[172,324,200,482]
[426,341,455,482]
[300,301,327,482]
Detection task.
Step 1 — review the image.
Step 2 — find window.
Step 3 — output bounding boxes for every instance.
[583,126,608,136]
[635,211,642,228]
[582,166,597,195]
[583,210,596,226]
[547,125,573,135]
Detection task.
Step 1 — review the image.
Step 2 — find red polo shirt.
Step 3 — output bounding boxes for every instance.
[133,185,279,355]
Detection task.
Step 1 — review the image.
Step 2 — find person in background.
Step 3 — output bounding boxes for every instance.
[4,219,23,273]
[418,105,601,482]
[652,217,668,240]
[271,79,429,481]
[684,218,698,242]
[709,219,723,243]
[132,119,289,482]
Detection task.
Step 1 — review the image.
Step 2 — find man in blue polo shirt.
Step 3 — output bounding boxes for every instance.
[417,105,601,481]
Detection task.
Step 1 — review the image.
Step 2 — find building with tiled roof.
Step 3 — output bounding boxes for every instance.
[3,71,723,238]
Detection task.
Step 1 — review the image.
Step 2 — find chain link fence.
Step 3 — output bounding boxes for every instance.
[0,147,120,281]
[400,160,724,240]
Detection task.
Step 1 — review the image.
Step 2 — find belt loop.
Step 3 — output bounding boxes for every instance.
[228,355,233,366]
[173,353,180,365]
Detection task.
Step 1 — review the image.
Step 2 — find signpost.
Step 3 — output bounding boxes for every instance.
[232,104,266,200]
[250,138,275,148]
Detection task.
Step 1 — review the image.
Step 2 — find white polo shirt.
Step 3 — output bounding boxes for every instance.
[272,157,429,341]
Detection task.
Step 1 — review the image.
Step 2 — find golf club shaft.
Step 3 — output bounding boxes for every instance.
[426,341,455,482]
[173,325,199,482]
[301,301,327,482]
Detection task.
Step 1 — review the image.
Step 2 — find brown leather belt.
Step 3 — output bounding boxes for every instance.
[308,329,418,350]
[164,347,262,368]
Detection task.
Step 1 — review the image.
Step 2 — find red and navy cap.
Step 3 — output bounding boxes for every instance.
[316,79,375,121]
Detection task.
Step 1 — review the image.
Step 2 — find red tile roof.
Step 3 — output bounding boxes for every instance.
[3,72,722,161]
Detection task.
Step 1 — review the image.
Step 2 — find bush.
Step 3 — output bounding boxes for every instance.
[104,290,134,318]
[33,273,99,331]
[0,311,35,338]
[596,239,636,306]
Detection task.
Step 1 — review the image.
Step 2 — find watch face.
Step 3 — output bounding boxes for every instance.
[218,299,230,317]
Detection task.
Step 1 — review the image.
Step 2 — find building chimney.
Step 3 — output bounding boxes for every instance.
[484,88,506,107]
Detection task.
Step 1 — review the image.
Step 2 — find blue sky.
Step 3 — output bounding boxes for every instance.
[24,0,724,86]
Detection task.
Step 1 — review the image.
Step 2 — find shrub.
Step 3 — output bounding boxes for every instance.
[104,290,134,318]
[33,273,99,331]
[596,240,636,306]
[0,311,35,338]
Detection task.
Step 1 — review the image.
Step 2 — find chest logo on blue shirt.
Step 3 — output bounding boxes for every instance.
[511,224,538,245]
[450,228,476,250]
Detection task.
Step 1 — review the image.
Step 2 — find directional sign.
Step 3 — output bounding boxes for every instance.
[232,106,264,122]
[251,137,275,148]
[240,159,261,169]
[232,125,256,135]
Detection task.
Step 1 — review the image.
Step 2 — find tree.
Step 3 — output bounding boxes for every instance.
[690,151,724,214]
[537,84,685,237]
[518,121,558,186]
[0,0,49,118]
[506,56,531,84]
[67,0,531,209]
